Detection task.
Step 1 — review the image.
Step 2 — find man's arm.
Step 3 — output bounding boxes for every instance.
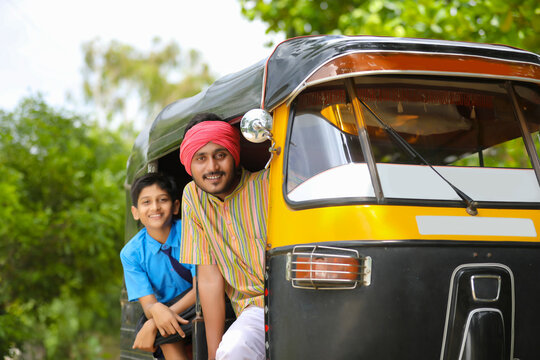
[198,264,225,360]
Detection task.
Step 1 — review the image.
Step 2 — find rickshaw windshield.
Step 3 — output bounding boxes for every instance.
[286,77,540,204]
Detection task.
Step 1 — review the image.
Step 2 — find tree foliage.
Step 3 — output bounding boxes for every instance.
[0,37,217,359]
[82,38,215,127]
[0,96,130,358]
[239,0,540,53]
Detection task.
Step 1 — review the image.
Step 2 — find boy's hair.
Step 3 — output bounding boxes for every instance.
[183,112,226,137]
[130,172,180,207]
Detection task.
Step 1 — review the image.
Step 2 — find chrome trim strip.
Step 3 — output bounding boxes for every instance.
[471,275,501,302]
[458,308,504,360]
[439,263,515,360]
[291,251,360,259]
[363,256,372,286]
[285,252,292,281]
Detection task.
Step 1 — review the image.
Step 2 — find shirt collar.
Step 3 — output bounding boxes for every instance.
[145,221,179,255]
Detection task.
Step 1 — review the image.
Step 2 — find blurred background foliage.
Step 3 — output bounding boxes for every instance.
[239,0,540,53]
[0,39,213,359]
[82,38,215,128]
[1,1,538,359]
[0,97,129,359]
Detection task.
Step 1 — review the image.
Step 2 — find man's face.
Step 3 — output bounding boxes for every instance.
[190,141,240,200]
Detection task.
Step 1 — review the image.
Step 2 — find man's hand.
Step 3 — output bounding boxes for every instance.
[132,318,158,352]
[149,302,188,337]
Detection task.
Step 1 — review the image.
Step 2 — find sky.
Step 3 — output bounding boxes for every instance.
[0,0,283,114]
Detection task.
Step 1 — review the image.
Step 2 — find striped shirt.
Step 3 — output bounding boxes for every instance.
[180,168,269,315]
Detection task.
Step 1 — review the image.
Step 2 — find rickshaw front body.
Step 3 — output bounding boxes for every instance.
[262,37,540,360]
[121,36,540,360]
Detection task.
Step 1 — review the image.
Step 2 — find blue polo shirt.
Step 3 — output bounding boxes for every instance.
[120,220,196,303]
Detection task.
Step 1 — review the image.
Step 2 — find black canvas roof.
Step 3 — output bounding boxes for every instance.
[126,35,540,183]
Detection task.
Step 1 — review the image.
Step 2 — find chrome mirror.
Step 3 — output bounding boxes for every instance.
[240,109,279,169]
[240,109,273,143]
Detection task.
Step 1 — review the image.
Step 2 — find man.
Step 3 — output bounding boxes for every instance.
[179,113,269,360]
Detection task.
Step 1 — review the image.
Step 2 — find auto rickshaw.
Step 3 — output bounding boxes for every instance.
[121,35,540,359]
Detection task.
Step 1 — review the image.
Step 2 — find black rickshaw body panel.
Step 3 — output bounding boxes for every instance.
[265,241,540,360]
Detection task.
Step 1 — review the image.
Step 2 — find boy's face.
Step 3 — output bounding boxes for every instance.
[131,184,180,232]
[190,141,240,200]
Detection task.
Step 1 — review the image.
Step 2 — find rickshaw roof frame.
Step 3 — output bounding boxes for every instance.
[283,52,540,108]
[126,35,540,185]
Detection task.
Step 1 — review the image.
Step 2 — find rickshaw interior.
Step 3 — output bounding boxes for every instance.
[286,75,540,205]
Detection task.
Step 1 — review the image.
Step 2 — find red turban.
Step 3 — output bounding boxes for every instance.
[179,121,241,176]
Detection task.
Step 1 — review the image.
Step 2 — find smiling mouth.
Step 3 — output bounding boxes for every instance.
[204,172,225,181]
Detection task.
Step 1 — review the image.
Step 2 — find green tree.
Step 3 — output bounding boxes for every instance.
[82,38,215,127]
[0,96,130,359]
[239,0,540,53]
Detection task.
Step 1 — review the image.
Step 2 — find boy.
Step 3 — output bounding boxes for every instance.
[120,172,196,360]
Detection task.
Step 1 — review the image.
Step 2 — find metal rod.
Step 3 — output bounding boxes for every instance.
[506,81,540,186]
[344,78,384,202]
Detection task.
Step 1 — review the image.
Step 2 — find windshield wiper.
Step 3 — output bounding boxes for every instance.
[357,99,478,216]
